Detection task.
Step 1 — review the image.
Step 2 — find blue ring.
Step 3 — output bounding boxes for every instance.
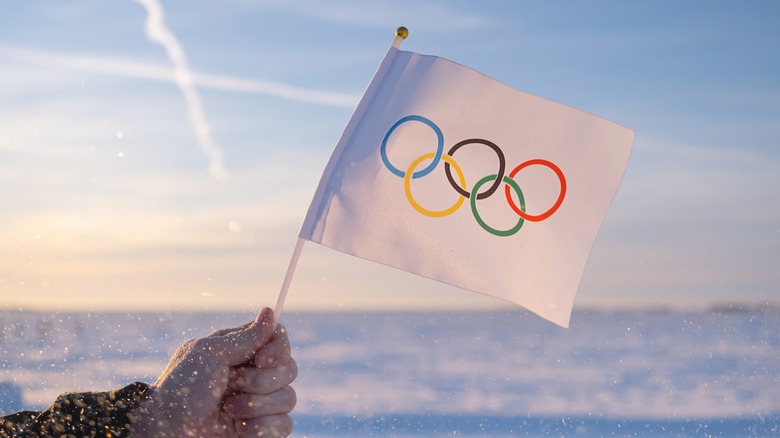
[380,115,444,178]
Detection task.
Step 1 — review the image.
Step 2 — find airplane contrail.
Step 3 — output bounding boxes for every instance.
[134,0,227,182]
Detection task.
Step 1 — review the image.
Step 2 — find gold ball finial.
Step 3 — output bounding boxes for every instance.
[396,26,409,39]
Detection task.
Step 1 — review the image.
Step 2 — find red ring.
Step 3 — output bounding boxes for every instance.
[504,159,566,222]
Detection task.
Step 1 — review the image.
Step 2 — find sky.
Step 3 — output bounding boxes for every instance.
[1,1,778,314]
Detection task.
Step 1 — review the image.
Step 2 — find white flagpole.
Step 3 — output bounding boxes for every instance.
[272,237,305,322]
[268,26,409,324]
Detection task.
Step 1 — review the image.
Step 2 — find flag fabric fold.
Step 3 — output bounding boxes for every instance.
[299,47,634,327]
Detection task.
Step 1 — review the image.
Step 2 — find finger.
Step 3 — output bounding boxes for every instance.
[223,386,297,419]
[209,320,261,368]
[201,308,275,366]
[209,320,253,337]
[235,414,292,438]
[229,359,298,394]
[254,325,292,369]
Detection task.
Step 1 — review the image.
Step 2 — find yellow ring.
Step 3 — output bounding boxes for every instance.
[404,153,466,217]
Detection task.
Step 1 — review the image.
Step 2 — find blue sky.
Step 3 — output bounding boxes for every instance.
[1,1,778,313]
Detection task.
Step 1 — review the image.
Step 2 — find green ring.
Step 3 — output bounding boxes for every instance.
[470,175,525,237]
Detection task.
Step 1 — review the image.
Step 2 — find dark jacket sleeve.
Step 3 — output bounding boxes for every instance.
[0,382,149,438]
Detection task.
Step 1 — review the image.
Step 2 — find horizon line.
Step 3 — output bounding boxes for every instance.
[3,301,778,314]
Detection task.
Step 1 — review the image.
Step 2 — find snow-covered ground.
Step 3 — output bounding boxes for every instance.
[1,309,778,437]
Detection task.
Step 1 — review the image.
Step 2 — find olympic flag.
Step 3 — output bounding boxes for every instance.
[296,41,633,327]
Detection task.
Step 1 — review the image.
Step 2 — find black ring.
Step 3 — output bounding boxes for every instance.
[444,138,506,200]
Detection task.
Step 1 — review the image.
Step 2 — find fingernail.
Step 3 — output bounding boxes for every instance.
[256,307,273,324]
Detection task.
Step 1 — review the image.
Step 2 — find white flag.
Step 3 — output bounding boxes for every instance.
[299,47,633,327]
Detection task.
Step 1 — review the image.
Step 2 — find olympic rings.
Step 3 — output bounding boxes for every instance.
[380,115,566,237]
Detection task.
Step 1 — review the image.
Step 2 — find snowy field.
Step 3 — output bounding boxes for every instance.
[1,309,778,437]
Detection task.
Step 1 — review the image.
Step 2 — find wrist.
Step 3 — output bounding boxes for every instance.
[130,385,163,437]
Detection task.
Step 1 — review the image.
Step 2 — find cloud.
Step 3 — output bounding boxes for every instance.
[0,44,359,108]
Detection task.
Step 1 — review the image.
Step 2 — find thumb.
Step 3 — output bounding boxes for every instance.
[206,307,276,366]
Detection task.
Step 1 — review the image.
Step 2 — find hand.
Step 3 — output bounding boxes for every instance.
[133,308,297,437]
